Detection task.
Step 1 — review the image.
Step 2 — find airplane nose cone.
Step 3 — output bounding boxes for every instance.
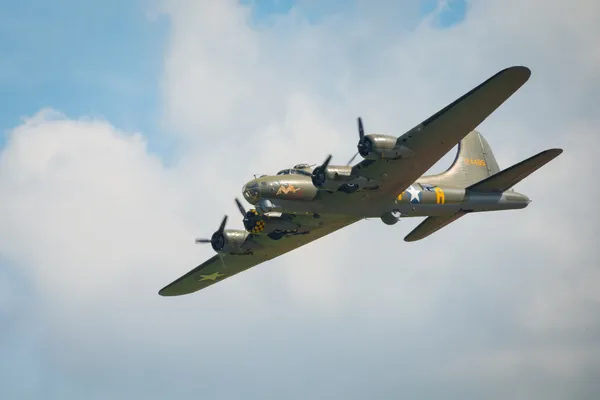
[242,181,260,205]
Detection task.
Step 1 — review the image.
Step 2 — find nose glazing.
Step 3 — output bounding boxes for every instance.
[242,181,261,204]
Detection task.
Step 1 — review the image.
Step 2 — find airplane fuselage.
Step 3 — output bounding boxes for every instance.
[242,173,531,223]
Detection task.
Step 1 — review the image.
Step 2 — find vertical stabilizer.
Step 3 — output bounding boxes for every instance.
[420,130,501,188]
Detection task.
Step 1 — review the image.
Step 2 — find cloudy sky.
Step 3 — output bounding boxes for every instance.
[1,0,598,399]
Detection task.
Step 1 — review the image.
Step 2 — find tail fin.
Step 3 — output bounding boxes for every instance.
[467,148,563,193]
[422,130,501,188]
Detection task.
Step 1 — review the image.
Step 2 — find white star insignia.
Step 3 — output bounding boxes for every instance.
[406,185,421,203]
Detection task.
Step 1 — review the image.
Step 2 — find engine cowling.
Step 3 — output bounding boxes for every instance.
[210,229,250,254]
[311,164,375,192]
[242,209,299,235]
[358,134,413,160]
[312,165,352,190]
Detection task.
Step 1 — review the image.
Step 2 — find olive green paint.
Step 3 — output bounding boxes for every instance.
[159,66,562,297]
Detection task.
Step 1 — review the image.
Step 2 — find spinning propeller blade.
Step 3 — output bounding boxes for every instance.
[217,215,228,233]
[311,154,333,187]
[195,215,228,246]
[358,116,364,141]
[321,154,332,170]
[346,117,366,165]
[355,116,372,158]
[235,198,246,217]
[346,152,359,165]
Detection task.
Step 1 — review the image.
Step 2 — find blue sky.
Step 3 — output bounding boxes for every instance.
[421,0,467,27]
[240,0,467,27]
[0,0,466,150]
[0,0,167,150]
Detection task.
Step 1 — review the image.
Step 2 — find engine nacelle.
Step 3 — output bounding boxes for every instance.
[211,229,251,254]
[243,209,299,235]
[359,134,414,160]
[311,164,376,193]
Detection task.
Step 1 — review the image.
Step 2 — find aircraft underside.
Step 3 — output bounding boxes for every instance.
[250,183,531,230]
[158,66,563,297]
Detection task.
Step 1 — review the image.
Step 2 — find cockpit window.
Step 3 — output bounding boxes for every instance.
[243,182,260,203]
[276,169,311,176]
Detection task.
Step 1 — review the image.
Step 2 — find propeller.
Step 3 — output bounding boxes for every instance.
[311,154,333,187]
[358,116,365,139]
[235,197,260,232]
[235,198,246,217]
[346,152,359,166]
[347,116,372,165]
[195,215,228,252]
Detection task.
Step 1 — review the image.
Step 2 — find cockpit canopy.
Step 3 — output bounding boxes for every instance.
[276,168,312,176]
[276,164,313,176]
[293,163,311,169]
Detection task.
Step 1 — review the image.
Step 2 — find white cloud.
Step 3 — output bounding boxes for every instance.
[1,0,599,398]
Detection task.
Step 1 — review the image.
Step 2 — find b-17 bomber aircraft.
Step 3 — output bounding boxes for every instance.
[159,66,562,297]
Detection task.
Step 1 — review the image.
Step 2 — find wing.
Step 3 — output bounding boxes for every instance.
[352,66,531,202]
[404,211,468,242]
[158,215,359,296]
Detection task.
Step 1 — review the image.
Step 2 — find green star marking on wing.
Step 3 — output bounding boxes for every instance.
[197,272,226,282]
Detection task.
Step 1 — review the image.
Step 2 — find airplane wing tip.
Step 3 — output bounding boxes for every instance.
[539,148,563,160]
[550,148,564,156]
[547,148,564,161]
[506,65,531,75]
[512,65,531,71]
[501,65,531,85]
[158,284,193,297]
[403,234,420,242]
[158,287,174,296]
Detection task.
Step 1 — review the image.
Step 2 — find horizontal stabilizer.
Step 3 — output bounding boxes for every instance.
[466,148,563,193]
[404,211,468,242]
